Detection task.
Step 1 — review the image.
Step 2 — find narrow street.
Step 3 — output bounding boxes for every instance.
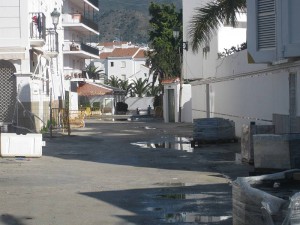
[0,119,252,225]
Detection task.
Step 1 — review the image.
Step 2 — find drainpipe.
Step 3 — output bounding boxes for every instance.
[206,84,210,118]
[289,72,297,133]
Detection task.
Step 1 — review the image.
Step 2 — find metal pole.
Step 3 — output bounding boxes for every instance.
[50,88,53,138]
[206,84,210,118]
[178,45,182,123]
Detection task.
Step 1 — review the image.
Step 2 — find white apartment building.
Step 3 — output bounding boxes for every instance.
[0,0,99,132]
[62,0,100,112]
[0,0,64,132]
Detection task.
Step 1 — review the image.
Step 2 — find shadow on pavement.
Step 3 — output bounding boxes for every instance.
[0,214,30,225]
[80,183,233,225]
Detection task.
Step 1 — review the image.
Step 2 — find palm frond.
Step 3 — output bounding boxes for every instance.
[188,0,246,53]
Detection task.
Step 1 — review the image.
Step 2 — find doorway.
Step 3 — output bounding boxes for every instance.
[0,60,17,123]
[168,89,175,122]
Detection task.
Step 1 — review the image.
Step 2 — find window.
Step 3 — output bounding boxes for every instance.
[110,62,114,67]
[121,74,126,80]
[121,61,126,68]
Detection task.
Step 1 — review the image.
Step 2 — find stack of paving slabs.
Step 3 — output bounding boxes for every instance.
[233,170,300,225]
[193,117,236,143]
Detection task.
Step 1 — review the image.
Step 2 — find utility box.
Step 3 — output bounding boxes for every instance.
[1,133,45,157]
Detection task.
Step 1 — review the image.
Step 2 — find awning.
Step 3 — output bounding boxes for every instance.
[0,47,26,60]
[77,83,114,96]
[77,82,126,96]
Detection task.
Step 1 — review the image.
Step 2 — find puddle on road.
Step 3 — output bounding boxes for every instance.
[145,207,163,212]
[156,193,186,199]
[153,182,186,187]
[131,137,194,152]
[162,212,231,223]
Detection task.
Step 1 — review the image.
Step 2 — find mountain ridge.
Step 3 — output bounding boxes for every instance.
[97,0,182,43]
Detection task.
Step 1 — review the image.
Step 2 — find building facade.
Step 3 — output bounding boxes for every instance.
[182,0,300,136]
[62,0,100,112]
[0,0,64,132]
[0,0,99,132]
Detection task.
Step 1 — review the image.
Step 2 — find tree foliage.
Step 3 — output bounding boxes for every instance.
[105,75,120,88]
[147,2,182,85]
[188,0,246,52]
[85,64,104,80]
[119,79,132,96]
[131,78,150,97]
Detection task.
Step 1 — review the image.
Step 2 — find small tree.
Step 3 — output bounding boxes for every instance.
[147,2,182,86]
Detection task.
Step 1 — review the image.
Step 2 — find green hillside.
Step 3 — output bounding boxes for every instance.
[97,0,182,43]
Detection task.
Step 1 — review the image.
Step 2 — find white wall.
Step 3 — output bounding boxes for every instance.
[125,97,154,110]
[191,50,300,136]
[182,0,246,81]
[107,58,133,80]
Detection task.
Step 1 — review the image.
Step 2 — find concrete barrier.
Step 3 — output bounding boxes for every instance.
[1,133,45,157]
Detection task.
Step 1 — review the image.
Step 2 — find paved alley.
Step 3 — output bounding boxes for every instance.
[0,119,252,225]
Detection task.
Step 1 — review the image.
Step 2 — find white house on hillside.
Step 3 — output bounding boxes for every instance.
[182,0,300,136]
[94,45,157,88]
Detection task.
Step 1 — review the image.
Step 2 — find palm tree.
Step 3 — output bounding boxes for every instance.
[119,79,132,96]
[105,75,120,88]
[188,0,246,52]
[85,64,103,80]
[131,78,150,97]
[146,85,162,97]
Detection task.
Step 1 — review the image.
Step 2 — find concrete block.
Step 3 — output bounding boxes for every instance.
[253,134,291,169]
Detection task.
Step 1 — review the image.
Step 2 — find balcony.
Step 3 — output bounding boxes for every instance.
[64,69,88,80]
[62,13,99,35]
[63,41,99,59]
[29,12,46,47]
[45,30,59,57]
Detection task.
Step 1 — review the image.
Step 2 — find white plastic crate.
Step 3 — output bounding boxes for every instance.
[1,133,46,157]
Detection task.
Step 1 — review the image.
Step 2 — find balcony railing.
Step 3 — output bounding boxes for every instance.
[81,16,98,32]
[65,41,99,57]
[64,70,88,80]
[29,12,46,44]
[80,43,99,56]
[63,13,99,33]
[46,30,59,53]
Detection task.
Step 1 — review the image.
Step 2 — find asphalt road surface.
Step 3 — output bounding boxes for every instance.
[0,119,253,225]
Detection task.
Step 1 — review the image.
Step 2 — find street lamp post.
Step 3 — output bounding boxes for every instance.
[173,28,188,122]
[49,8,60,138]
[50,8,60,30]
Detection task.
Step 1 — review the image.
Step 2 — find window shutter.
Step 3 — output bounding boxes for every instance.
[248,0,300,63]
[281,0,300,58]
[257,0,276,50]
[247,0,276,63]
